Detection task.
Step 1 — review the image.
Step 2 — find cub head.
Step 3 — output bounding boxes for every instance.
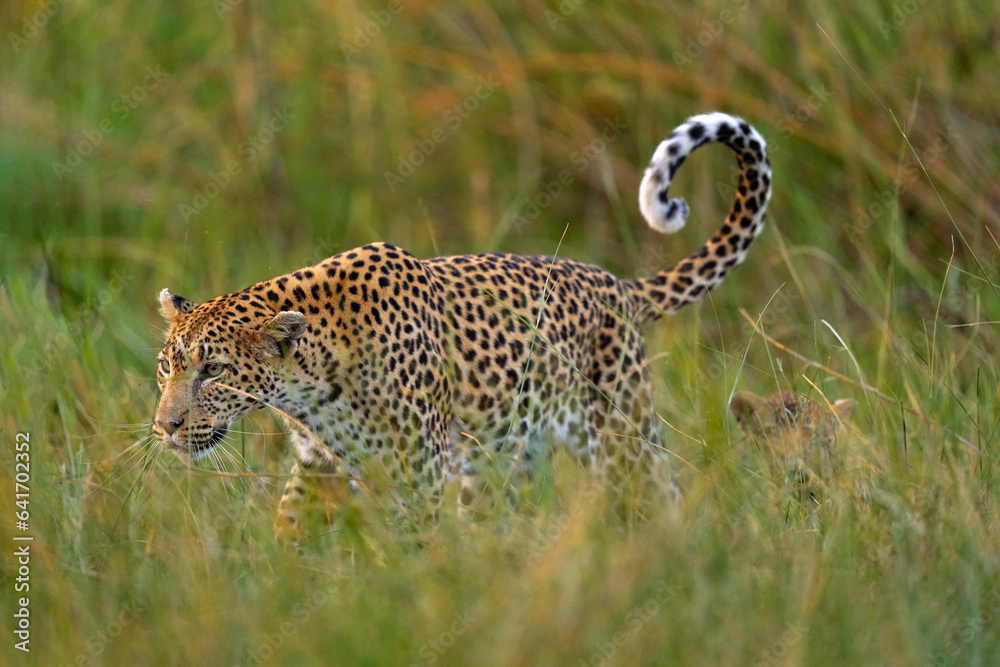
[152,288,306,459]
[729,390,854,451]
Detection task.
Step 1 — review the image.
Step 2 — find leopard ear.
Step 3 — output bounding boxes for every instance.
[830,398,855,422]
[159,289,197,321]
[259,311,307,358]
[729,391,767,435]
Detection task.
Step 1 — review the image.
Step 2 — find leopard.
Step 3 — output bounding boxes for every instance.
[729,390,854,517]
[151,111,772,539]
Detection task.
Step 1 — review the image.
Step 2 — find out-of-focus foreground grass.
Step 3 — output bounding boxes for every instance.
[1,1,999,665]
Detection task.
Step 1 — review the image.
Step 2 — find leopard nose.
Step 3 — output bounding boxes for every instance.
[155,417,185,435]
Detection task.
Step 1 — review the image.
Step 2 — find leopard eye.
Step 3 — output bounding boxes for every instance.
[157,359,170,377]
[203,362,225,377]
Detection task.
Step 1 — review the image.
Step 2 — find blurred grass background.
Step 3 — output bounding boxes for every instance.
[1,0,999,665]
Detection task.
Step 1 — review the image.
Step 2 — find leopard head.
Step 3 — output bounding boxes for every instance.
[730,390,857,514]
[152,288,306,459]
[729,390,854,451]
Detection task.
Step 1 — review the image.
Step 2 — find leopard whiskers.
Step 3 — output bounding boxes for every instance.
[119,434,164,512]
[210,448,240,495]
[109,431,159,490]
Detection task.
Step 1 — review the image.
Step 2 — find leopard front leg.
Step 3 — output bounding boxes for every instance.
[274,457,349,545]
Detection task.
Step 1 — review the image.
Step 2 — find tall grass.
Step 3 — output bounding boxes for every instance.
[1,0,998,664]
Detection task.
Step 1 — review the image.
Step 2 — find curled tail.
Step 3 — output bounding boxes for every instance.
[626,112,771,323]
